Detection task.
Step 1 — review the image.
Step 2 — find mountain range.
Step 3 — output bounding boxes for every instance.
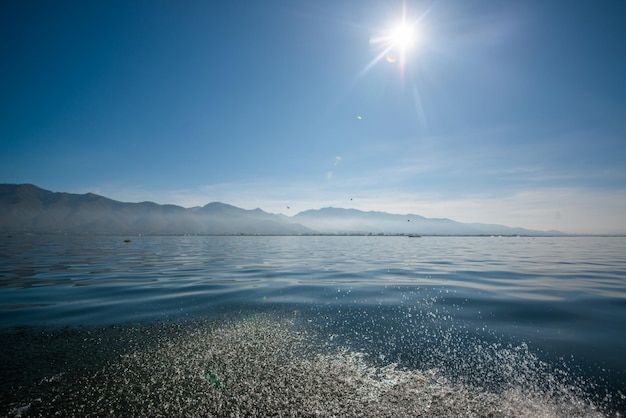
[0,184,563,236]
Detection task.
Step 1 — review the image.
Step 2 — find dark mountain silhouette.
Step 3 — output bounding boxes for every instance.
[0,184,563,235]
[0,184,312,235]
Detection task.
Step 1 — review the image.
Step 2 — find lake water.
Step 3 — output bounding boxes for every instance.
[1,235,625,416]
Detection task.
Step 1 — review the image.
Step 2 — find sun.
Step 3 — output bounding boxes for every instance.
[375,21,420,67]
[360,3,431,78]
[370,21,419,53]
[370,19,422,68]
[390,23,416,51]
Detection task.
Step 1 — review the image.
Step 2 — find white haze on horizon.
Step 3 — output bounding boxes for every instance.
[74,182,626,235]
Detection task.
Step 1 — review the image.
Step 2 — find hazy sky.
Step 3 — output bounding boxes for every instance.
[2,0,625,234]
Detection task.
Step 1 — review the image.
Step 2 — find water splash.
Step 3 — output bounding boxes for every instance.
[1,311,609,417]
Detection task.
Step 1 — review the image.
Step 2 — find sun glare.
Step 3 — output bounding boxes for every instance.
[370,21,420,54]
[360,3,432,80]
[369,19,422,69]
[374,21,420,68]
[391,24,415,50]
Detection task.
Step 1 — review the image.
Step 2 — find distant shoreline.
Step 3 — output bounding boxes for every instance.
[4,232,622,238]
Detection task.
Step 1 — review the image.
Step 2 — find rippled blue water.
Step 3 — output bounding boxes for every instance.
[1,235,625,413]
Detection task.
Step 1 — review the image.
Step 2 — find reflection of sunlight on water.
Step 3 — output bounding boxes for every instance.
[1,311,610,417]
[1,236,625,414]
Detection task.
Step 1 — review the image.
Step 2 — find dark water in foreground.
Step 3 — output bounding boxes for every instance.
[1,235,625,416]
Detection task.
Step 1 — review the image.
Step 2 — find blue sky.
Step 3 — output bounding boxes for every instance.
[1,0,625,234]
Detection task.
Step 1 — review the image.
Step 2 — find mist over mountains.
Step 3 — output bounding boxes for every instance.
[0,184,563,236]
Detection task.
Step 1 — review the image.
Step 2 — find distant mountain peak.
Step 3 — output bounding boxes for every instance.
[201,201,239,210]
[0,184,564,236]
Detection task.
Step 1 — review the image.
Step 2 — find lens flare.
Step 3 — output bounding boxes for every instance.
[385,54,397,63]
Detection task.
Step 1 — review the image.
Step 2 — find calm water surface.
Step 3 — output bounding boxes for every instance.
[1,235,625,416]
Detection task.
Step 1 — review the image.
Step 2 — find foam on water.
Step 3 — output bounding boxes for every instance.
[1,311,609,417]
